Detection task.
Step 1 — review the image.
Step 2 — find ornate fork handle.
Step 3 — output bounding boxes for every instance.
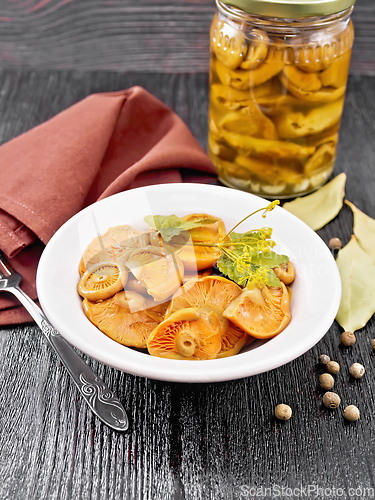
[8,285,129,432]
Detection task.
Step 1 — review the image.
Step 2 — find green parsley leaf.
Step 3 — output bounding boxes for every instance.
[144,214,218,242]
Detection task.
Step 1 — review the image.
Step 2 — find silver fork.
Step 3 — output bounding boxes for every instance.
[0,249,128,432]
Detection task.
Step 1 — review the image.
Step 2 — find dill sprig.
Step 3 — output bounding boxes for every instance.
[214,201,288,289]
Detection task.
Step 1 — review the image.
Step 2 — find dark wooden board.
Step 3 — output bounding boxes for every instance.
[0,0,374,74]
[0,70,374,500]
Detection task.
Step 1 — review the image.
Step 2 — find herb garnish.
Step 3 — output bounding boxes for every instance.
[144,214,217,242]
[144,200,288,289]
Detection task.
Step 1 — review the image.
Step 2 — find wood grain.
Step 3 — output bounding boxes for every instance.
[0,70,374,499]
[0,0,374,74]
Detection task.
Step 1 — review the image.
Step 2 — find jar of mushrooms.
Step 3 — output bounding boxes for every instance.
[208,0,356,198]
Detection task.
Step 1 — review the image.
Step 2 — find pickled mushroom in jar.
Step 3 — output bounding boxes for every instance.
[208,134,236,161]
[246,59,284,88]
[240,29,269,70]
[216,58,283,90]
[273,99,344,139]
[283,66,322,92]
[279,73,346,103]
[304,143,336,176]
[291,129,339,148]
[208,116,222,142]
[215,59,252,91]
[221,130,315,161]
[296,45,334,73]
[236,155,306,186]
[319,51,352,88]
[210,15,247,70]
[219,106,278,140]
[210,82,275,111]
[208,8,354,197]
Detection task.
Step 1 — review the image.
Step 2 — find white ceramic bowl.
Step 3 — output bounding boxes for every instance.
[37,183,341,383]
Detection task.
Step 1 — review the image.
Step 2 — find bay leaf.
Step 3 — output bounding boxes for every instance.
[345,200,375,261]
[335,235,375,332]
[282,172,346,230]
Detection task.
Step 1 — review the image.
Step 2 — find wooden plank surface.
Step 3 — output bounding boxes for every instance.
[0,70,375,499]
[0,0,374,74]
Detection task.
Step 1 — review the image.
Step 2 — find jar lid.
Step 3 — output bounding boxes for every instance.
[220,0,357,18]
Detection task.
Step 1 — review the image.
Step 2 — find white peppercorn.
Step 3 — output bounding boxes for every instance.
[340,331,356,347]
[349,363,365,379]
[275,404,292,420]
[319,373,335,390]
[318,354,330,365]
[323,392,341,409]
[329,237,342,250]
[344,405,360,421]
[326,360,340,375]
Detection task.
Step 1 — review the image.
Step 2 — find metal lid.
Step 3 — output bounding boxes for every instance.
[220,0,357,18]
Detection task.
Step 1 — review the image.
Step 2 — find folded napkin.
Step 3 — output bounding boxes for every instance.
[0,86,217,325]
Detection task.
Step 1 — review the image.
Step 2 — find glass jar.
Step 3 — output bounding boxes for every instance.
[208,0,356,198]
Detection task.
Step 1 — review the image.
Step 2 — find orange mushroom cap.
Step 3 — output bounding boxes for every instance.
[147,307,222,360]
[223,283,291,339]
[83,291,167,348]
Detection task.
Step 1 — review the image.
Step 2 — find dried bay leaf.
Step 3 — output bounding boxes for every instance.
[282,173,346,230]
[345,200,375,261]
[335,235,375,332]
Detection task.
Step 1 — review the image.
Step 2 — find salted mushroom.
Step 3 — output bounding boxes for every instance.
[166,276,242,316]
[182,268,213,284]
[79,224,150,275]
[172,213,226,271]
[216,322,253,358]
[77,261,128,301]
[147,307,223,360]
[223,283,291,339]
[125,276,148,295]
[126,245,184,302]
[273,261,296,285]
[165,276,249,357]
[82,291,167,348]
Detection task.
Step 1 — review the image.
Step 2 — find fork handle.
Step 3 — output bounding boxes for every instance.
[9,286,129,432]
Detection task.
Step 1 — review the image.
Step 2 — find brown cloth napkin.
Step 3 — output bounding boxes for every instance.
[0,86,217,325]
